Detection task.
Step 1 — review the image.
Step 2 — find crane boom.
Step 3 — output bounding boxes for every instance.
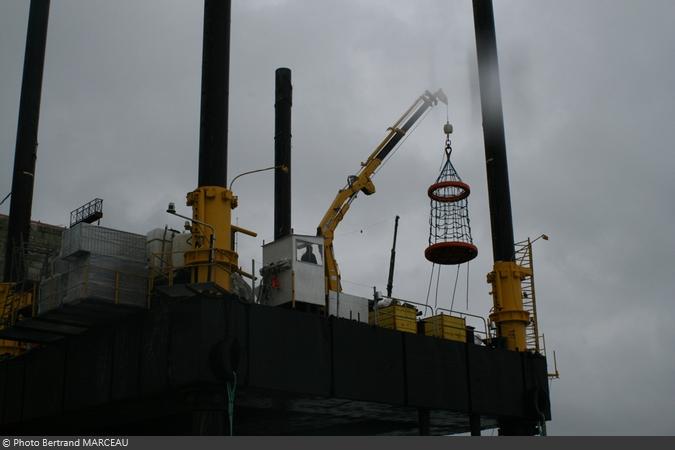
[317,89,447,293]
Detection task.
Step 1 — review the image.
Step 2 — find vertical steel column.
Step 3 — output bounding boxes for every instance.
[198,0,231,188]
[472,0,515,262]
[4,0,51,283]
[274,68,292,240]
[386,215,400,298]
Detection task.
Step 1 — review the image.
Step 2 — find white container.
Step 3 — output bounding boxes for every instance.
[171,233,191,269]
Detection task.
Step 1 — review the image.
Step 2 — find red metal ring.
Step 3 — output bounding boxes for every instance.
[427,181,470,202]
[424,241,478,265]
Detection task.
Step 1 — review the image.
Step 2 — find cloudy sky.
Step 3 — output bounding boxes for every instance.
[2,0,674,436]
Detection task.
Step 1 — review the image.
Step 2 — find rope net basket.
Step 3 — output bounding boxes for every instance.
[425,124,477,265]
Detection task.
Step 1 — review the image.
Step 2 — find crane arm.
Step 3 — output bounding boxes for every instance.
[318,89,447,293]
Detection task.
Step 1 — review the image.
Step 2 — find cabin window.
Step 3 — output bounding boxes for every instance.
[296,241,323,266]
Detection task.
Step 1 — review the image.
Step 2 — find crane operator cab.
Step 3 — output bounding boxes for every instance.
[259,234,369,322]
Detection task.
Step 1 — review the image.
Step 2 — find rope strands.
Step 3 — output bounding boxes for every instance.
[425,122,478,265]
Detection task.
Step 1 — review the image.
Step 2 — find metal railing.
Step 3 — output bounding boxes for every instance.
[70,198,103,227]
[146,250,253,299]
[40,264,148,312]
[379,297,434,318]
[434,306,490,340]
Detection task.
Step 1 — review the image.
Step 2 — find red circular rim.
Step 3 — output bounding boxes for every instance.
[427,181,470,202]
[424,241,478,265]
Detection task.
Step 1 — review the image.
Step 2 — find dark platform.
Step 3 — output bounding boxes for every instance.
[0,291,550,435]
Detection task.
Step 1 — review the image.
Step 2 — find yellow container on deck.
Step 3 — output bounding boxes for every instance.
[422,314,466,343]
[369,304,417,334]
[0,339,28,357]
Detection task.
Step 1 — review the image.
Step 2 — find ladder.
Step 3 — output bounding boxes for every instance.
[514,239,540,353]
[0,283,15,329]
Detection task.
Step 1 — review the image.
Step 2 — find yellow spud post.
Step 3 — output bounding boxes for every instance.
[487,261,530,351]
[184,186,238,291]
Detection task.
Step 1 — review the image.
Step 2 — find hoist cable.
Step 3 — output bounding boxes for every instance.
[433,264,442,310]
[466,260,471,310]
[450,264,461,311]
[425,263,436,307]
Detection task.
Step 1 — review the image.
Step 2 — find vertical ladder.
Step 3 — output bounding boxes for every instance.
[515,239,540,353]
[0,283,34,357]
[0,283,14,329]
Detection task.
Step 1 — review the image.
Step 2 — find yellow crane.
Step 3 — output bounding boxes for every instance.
[317,89,447,294]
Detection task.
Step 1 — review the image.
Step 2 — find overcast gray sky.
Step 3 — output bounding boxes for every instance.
[2,0,674,435]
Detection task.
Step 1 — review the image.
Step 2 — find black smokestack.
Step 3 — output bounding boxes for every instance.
[4,0,51,283]
[274,68,292,240]
[472,0,516,262]
[198,0,231,188]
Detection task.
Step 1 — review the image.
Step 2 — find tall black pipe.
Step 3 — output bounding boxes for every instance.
[198,0,231,188]
[472,0,515,262]
[274,68,292,240]
[3,0,50,283]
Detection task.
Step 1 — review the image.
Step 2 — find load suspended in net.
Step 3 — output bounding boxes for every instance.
[425,122,478,265]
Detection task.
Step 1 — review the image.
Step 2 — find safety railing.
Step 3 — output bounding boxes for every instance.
[40,264,148,312]
[379,297,434,318]
[147,250,254,300]
[69,198,103,227]
[434,306,490,341]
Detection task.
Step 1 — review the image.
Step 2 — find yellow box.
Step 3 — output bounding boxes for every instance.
[369,305,417,334]
[422,314,466,343]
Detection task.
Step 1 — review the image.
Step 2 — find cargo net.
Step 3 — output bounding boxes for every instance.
[425,132,477,265]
